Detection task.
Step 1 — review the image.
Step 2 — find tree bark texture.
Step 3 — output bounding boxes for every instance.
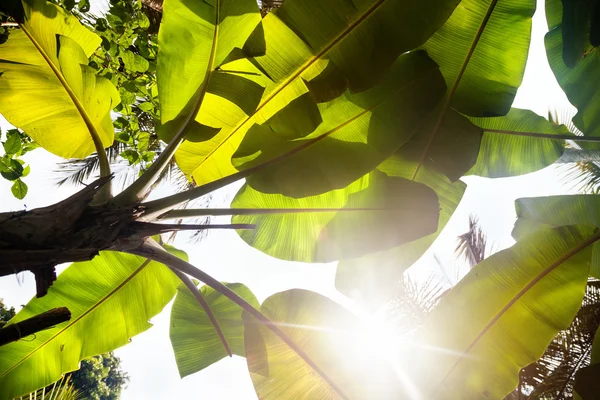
[0,177,141,297]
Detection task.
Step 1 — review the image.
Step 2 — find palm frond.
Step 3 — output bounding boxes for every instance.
[513,280,600,399]
[383,275,445,335]
[549,107,600,194]
[54,142,124,187]
[455,215,488,269]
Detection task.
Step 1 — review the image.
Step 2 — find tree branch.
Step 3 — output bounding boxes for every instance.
[126,239,349,400]
[0,307,71,347]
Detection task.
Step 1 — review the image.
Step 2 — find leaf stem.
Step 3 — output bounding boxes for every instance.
[158,207,383,219]
[139,133,344,219]
[485,129,600,142]
[128,239,350,400]
[171,269,233,357]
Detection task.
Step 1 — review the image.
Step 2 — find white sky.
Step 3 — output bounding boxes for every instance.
[0,0,581,398]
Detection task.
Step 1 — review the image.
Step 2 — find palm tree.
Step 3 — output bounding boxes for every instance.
[455,214,489,269]
[513,280,600,399]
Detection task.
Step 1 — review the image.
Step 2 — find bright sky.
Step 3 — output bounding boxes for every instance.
[0,0,581,398]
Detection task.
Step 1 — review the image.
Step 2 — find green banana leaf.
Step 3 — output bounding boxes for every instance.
[167,0,460,186]
[467,108,570,177]
[0,249,182,399]
[231,170,439,263]
[545,0,600,147]
[0,0,119,159]
[423,0,535,117]
[170,282,259,378]
[408,226,596,399]
[243,289,402,400]
[404,0,535,183]
[234,51,447,197]
[335,150,465,307]
[513,195,600,278]
[394,106,482,182]
[157,0,265,140]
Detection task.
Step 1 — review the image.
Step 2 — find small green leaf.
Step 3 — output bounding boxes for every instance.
[121,149,139,164]
[137,102,154,112]
[0,158,23,181]
[10,179,27,199]
[77,0,90,12]
[3,132,21,155]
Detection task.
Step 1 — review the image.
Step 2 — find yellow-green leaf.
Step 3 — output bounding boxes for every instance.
[170,282,259,378]
[409,226,596,399]
[0,0,119,159]
[0,250,182,399]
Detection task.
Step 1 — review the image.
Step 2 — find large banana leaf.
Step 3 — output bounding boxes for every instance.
[545,0,600,147]
[0,250,182,399]
[244,289,402,400]
[467,108,570,177]
[157,0,264,136]
[0,0,119,159]
[231,170,439,263]
[167,0,460,186]
[513,195,600,278]
[335,150,466,307]
[406,0,535,183]
[408,226,596,399]
[170,282,259,378]
[423,0,535,117]
[233,51,447,197]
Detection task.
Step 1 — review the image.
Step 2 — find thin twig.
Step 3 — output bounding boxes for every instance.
[172,269,233,357]
[126,239,350,400]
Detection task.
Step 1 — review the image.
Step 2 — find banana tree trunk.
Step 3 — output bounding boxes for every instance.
[0,177,140,297]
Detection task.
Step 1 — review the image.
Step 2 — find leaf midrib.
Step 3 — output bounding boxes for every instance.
[435,230,600,393]
[411,0,500,180]
[194,0,387,174]
[0,258,153,379]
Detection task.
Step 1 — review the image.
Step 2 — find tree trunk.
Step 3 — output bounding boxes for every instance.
[0,177,140,297]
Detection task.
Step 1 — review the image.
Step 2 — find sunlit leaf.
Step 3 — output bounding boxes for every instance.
[545,0,600,147]
[170,282,259,378]
[335,150,466,307]
[170,0,460,186]
[513,195,600,278]
[234,51,447,197]
[0,249,183,399]
[467,108,569,177]
[10,179,27,199]
[244,289,402,400]
[232,170,439,263]
[409,226,595,399]
[423,0,535,117]
[0,0,119,159]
